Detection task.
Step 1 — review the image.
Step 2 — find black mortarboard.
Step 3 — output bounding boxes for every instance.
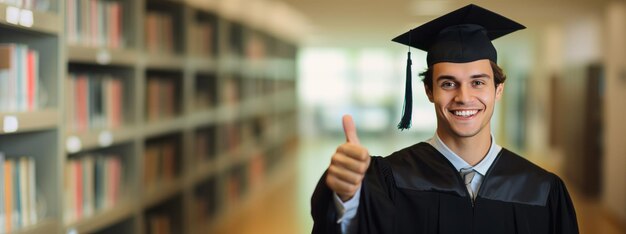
[392,4,525,130]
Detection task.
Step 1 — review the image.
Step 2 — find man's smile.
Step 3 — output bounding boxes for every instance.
[448,109,482,119]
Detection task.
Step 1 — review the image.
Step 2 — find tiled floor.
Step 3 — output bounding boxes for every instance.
[213,135,625,234]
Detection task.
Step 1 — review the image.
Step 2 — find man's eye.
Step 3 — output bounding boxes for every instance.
[472,80,485,86]
[441,82,455,88]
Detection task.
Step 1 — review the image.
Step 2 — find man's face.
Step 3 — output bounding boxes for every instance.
[425,59,504,140]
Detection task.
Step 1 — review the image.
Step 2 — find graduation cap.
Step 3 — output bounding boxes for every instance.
[392,4,525,130]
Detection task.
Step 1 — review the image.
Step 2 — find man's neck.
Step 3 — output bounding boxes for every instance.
[436,129,492,166]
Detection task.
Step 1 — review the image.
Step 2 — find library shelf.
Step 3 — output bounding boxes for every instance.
[186,157,218,186]
[64,127,137,153]
[142,176,185,209]
[0,109,59,135]
[9,219,60,234]
[1,0,300,233]
[198,153,297,234]
[67,46,139,66]
[143,53,185,70]
[0,3,60,35]
[64,201,136,234]
[187,57,218,73]
[188,108,219,127]
[142,117,187,138]
[215,104,240,123]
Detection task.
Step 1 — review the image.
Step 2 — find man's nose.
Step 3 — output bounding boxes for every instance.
[453,85,472,104]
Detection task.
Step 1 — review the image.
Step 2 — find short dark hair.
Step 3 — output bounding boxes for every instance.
[419,60,507,91]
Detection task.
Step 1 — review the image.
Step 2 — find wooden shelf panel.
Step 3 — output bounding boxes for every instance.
[0,4,60,34]
[67,46,139,66]
[187,158,218,186]
[144,53,185,70]
[9,219,60,234]
[189,108,219,127]
[0,109,59,135]
[64,201,135,234]
[143,177,185,208]
[188,57,218,73]
[65,127,137,153]
[143,117,188,137]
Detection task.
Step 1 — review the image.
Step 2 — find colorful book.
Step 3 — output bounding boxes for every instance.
[18,157,28,227]
[28,158,36,225]
[0,153,5,232]
[13,159,21,229]
[3,159,12,234]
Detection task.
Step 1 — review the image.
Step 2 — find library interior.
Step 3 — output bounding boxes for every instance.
[0,0,624,233]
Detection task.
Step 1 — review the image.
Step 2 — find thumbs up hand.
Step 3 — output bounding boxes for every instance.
[326,115,371,202]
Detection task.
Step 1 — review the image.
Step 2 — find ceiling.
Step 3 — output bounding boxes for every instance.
[280,0,610,48]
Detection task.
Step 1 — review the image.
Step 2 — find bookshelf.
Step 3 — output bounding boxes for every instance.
[0,0,299,233]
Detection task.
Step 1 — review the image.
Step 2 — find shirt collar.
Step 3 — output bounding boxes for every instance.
[426,133,502,176]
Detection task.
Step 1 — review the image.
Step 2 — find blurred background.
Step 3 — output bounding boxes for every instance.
[274,0,626,233]
[0,0,624,234]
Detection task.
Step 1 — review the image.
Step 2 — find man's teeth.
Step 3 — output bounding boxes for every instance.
[453,110,478,117]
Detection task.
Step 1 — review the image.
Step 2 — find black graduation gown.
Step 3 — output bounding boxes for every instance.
[311,142,579,234]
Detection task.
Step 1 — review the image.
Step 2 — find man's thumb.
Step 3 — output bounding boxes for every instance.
[342,115,360,145]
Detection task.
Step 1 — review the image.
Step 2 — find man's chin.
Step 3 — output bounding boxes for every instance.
[449,127,482,138]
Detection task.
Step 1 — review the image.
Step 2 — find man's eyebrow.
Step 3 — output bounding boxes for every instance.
[470,73,491,79]
[435,73,492,81]
[435,75,456,81]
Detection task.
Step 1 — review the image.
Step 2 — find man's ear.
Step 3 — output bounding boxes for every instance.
[495,83,505,101]
[425,85,434,103]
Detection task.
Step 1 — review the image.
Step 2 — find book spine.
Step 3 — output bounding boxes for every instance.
[4,160,12,233]
[0,153,5,233]
[18,157,28,227]
[13,159,20,229]
[28,158,36,224]
[75,159,82,220]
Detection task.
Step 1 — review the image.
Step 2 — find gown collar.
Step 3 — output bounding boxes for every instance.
[426,133,502,176]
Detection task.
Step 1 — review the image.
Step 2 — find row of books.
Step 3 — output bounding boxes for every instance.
[194,128,217,162]
[221,78,240,105]
[245,35,267,61]
[0,0,51,11]
[189,22,215,57]
[144,141,178,189]
[221,79,295,106]
[225,165,247,206]
[193,75,217,110]
[63,154,123,224]
[0,154,37,233]
[66,73,125,132]
[146,77,178,122]
[0,44,39,112]
[66,0,124,49]
[146,214,173,234]
[248,150,265,190]
[192,178,217,224]
[221,122,242,154]
[145,11,175,54]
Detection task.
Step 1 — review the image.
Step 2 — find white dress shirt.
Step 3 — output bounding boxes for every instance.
[333,133,502,234]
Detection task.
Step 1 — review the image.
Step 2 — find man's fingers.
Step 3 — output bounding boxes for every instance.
[328,164,363,185]
[332,151,369,173]
[342,115,361,145]
[326,173,360,197]
[337,144,369,162]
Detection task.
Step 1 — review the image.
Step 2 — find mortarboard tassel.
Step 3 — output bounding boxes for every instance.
[398,51,412,130]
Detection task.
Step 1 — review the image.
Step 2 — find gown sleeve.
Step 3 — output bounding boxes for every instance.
[311,170,341,234]
[548,175,580,234]
[311,156,397,234]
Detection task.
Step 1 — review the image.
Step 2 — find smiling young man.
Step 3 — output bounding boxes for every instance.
[311,4,579,234]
